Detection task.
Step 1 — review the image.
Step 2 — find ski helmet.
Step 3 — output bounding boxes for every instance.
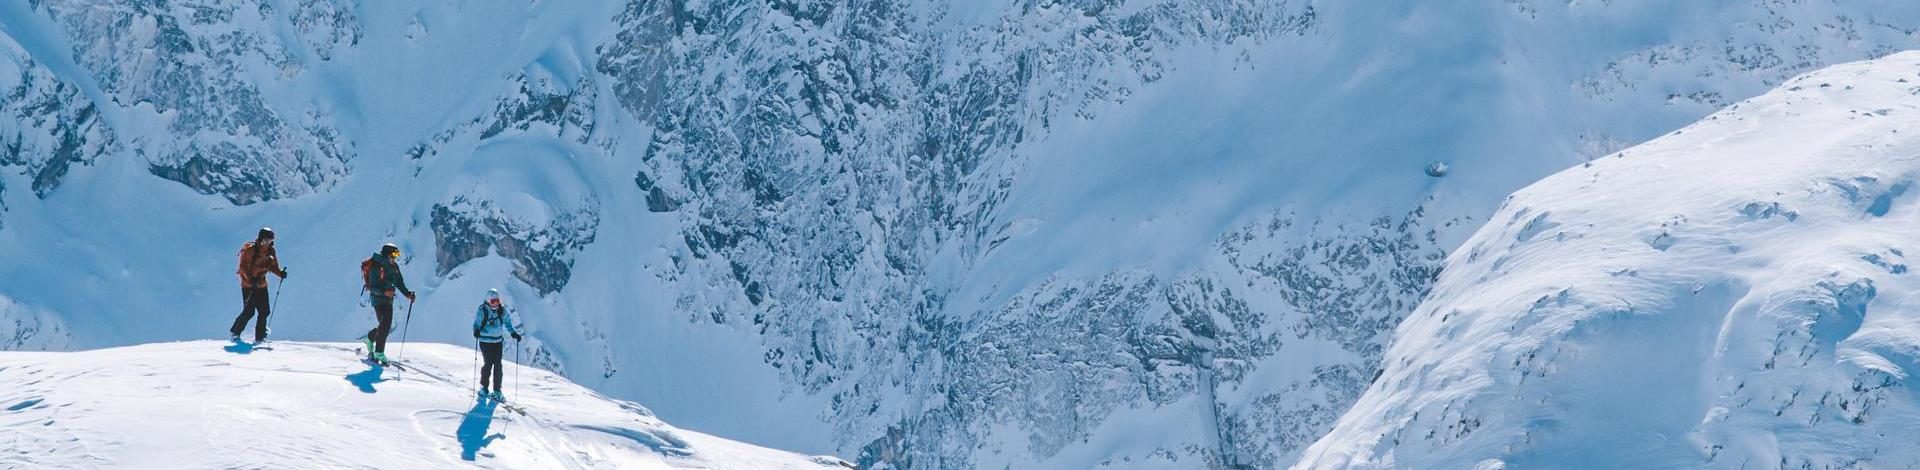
[486,289,501,303]
[382,243,400,258]
[258,227,275,241]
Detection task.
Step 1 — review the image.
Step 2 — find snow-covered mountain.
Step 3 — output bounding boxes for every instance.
[0,341,851,469]
[4,1,1920,468]
[1301,51,1920,469]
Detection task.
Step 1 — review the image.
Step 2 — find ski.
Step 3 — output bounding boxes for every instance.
[223,336,272,351]
[492,397,529,417]
[474,391,529,416]
[352,347,403,370]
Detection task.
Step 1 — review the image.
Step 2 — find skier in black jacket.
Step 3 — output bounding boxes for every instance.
[360,243,415,364]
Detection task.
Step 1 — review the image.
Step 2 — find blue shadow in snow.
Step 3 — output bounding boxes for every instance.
[222,342,253,355]
[573,424,693,457]
[458,398,505,461]
[344,365,386,393]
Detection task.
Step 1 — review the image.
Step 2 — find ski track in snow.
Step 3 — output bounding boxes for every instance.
[0,341,848,469]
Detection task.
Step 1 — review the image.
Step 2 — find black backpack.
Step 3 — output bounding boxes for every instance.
[481,304,504,328]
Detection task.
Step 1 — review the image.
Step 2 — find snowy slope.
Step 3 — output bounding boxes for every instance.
[0,340,851,469]
[1300,52,1920,469]
[4,1,1920,468]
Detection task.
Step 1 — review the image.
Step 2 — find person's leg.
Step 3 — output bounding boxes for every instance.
[372,299,395,353]
[249,287,271,341]
[229,288,257,337]
[477,343,490,390]
[480,342,502,390]
[363,297,377,342]
[484,342,505,393]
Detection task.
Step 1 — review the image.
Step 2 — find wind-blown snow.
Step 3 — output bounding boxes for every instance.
[1300,52,1920,469]
[0,341,850,469]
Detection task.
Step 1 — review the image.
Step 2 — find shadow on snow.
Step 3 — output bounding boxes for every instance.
[458,398,505,461]
[344,364,386,393]
[572,424,693,457]
[222,342,253,355]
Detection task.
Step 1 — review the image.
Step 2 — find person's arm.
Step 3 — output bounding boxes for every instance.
[472,305,485,337]
[393,264,414,298]
[266,247,287,278]
[507,307,522,340]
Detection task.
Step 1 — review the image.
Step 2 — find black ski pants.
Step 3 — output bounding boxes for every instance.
[229,287,271,341]
[479,341,505,391]
[368,296,395,353]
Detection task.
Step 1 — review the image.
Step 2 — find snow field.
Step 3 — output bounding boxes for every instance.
[0,341,850,469]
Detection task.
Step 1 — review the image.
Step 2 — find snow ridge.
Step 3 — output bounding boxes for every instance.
[4,1,1920,468]
[0,341,851,469]
[1301,52,1920,469]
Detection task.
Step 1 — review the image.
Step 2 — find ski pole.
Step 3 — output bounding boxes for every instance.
[514,336,521,402]
[266,275,284,340]
[472,337,481,396]
[398,299,414,362]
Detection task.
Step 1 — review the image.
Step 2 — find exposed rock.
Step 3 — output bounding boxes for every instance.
[32,0,354,205]
[430,196,600,296]
[0,31,114,229]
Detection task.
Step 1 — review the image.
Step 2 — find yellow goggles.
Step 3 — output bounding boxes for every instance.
[388,250,402,259]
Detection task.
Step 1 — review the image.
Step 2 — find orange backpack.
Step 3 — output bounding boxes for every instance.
[360,257,381,291]
[237,243,266,285]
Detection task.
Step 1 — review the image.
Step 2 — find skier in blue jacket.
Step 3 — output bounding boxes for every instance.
[472,288,521,400]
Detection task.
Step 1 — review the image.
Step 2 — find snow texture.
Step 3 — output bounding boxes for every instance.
[1301,51,1920,469]
[2,1,1920,468]
[0,341,851,469]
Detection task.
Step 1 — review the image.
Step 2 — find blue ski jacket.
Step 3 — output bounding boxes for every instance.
[473,302,520,344]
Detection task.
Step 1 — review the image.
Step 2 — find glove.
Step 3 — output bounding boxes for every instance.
[404,291,417,301]
[278,268,289,278]
[511,332,522,341]
[473,328,481,338]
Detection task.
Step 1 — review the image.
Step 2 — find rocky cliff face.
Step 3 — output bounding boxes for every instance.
[4,1,1920,468]
[586,2,1326,466]
[28,0,356,205]
[0,29,112,230]
[566,2,1920,467]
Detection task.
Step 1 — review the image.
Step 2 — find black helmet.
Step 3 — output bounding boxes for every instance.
[258,227,275,240]
[381,243,400,256]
